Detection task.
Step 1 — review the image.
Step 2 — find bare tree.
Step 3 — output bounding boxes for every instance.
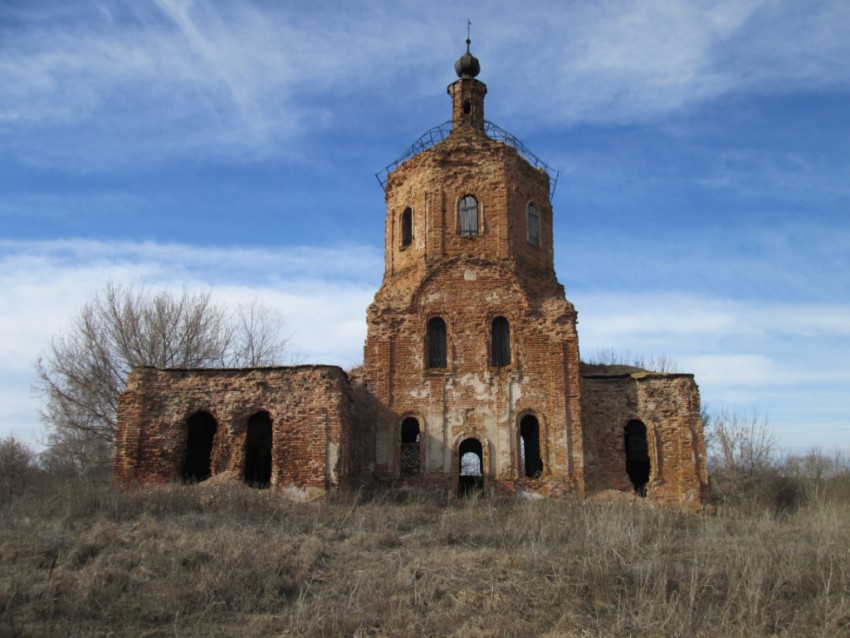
[35,282,293,474]
[230,298,298,367]
[705,407,780,506]
[0,436,41,504]
[707,407,776,479]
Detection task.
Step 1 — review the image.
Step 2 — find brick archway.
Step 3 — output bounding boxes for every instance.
[457,436,485,495]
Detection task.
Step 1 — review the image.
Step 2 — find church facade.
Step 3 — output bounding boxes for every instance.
[114,46,709,505]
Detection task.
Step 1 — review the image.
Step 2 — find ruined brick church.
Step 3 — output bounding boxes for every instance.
[114,43,709,505]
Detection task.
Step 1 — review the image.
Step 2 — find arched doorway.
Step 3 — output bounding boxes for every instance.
[520,414,543,478]
[244,411,272,488]
[458,438,483,496]
[400,417,421,477]
[624,420,651,497]
[183,411,217,482]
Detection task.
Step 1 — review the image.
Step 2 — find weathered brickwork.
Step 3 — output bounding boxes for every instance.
[114,366,353,500]
[581,370,709,504]
[113,47,709,505]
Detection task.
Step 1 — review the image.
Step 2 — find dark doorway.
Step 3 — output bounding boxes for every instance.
[400,417,420,477]
[624,420,651,497]
[520,414,543,478]
[458,438,483,496]
[244,411,272,488]
[183,411,217,482]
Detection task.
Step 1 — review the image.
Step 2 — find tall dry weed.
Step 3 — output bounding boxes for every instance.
[0,482,848,637]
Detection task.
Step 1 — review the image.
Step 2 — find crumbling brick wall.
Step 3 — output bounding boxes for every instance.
[363,87,586,496]
[114,365,353,498]
[364,259,584,495]
[112,64,710,506]
[580,370,709,504]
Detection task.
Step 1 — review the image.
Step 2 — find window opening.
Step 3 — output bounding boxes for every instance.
[427,317,447,368]
[183,411,217,482]
[527,203,540,246]
[459,195,478,237]
[463,100,471,114]
[520,415,543,478]
[400,417,421,477]
[458,438,483,495]
[401,207,412,248]
[624,420,651,497]
[490,316,511,367]
[244,411,272,488]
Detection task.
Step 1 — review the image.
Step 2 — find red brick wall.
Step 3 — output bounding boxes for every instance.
[114,366,353,497]
[113,72,709,506]
[581,372,709,504]
[363,77,586,496]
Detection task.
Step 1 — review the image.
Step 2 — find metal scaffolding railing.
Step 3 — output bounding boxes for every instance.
[375,120,559,201]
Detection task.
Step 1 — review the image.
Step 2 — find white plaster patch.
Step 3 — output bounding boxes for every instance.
[281,486,326,502]
[408,387,431,399]
[328,442,339,481]
[458,372,494,401]
[510,378,523,407]
[464,269,477,281]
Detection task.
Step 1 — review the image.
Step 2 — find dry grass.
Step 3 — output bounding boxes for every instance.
[1,481,848,637]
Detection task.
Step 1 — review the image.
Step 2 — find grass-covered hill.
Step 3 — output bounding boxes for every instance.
[1,477,848,637]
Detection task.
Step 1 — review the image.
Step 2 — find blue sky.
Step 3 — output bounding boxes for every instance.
[2,0,849,453]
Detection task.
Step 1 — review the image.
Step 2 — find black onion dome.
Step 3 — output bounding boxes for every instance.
[454,39,480,79]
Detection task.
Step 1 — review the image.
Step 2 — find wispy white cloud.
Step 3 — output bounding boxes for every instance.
[2,239,847,450]
[575,288,850,449]
[576,290,850,393]
[0,238,383,285]
[4,1,850,169]
[557,219,850,306]
[0,238,380,446]
[485,0,850,126]
[577,291,850,346]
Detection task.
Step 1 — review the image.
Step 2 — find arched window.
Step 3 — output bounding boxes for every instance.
[527,203,540,246]
[459,438,483,495]
[624,420,651,497]
[401,207,412,248]
[244,411,272,488]
[183,411,217,483]
[427,317,447,369]
[459,195,478,237]
[520,415,543,478]
[400,417,420,477]
[490,316,511,367]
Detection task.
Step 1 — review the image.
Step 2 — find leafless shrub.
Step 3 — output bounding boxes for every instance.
[0,436,41,506]
[708,407,776,479]
[705,407,783,508]
[34,282,294,476]
[779,449,850,505]
[230,298,300,367]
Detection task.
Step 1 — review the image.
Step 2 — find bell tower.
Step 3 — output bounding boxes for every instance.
[448,38,486,131]
[363,41,585,496]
